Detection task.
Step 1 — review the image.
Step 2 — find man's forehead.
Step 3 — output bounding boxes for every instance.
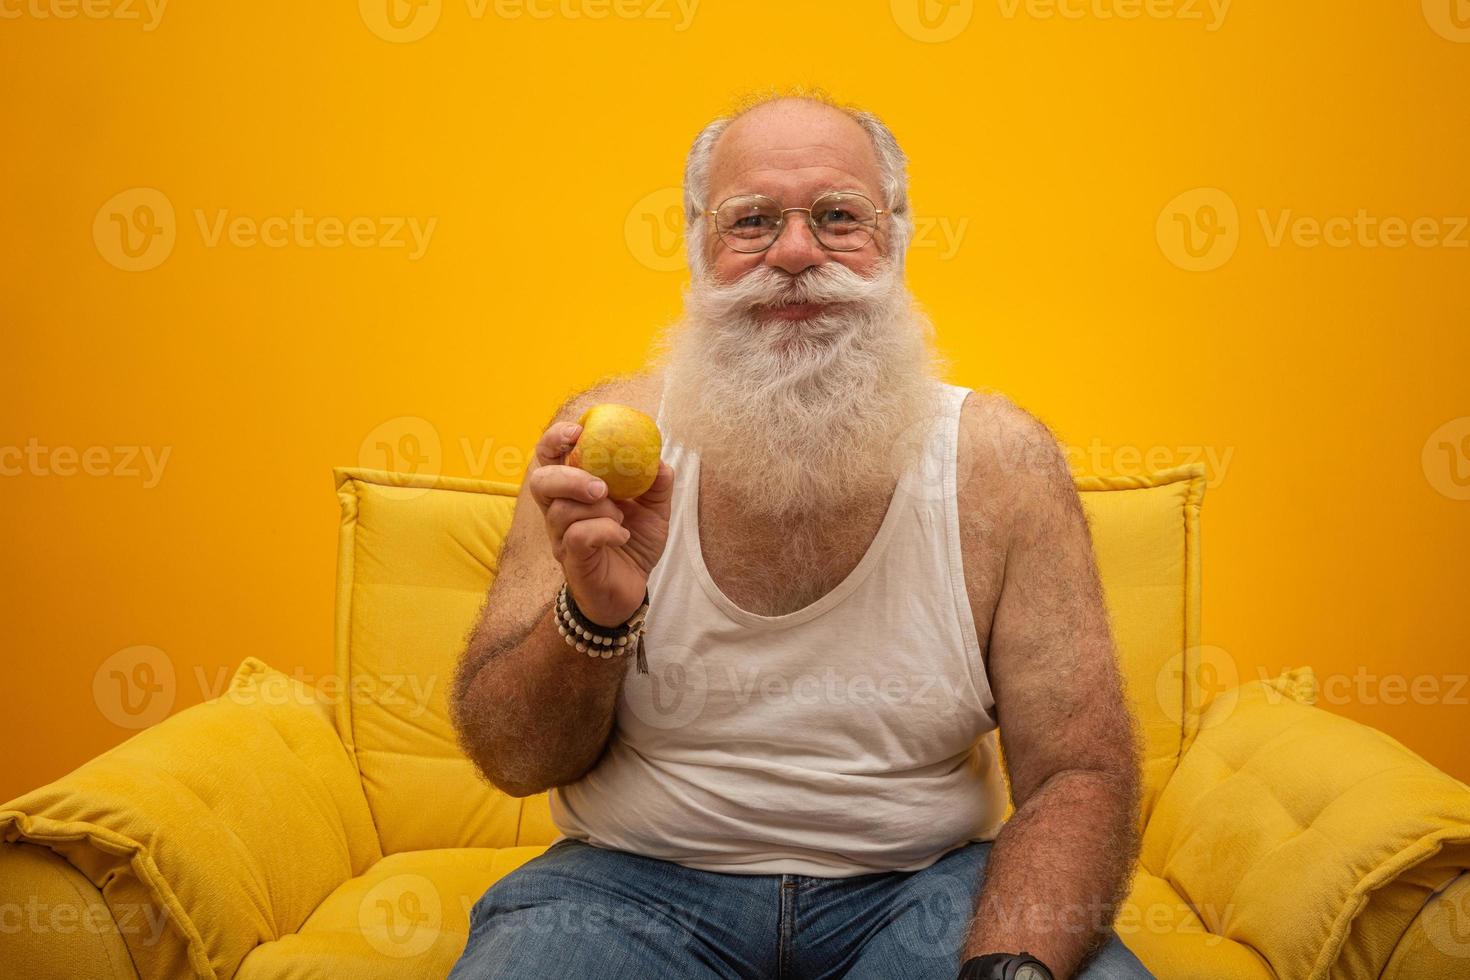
[707,103,883,203]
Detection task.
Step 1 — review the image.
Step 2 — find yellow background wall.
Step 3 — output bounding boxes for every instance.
[2,1,1467,803]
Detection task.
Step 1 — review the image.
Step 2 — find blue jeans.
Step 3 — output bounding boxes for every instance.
[450,838,1153,979]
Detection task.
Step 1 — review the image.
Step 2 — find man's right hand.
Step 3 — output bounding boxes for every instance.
[528,420,675,629]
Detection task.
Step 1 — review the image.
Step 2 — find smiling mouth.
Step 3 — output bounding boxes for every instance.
[759,302,830,321]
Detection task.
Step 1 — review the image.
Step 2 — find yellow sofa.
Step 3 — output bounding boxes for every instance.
[3,463,1468,980]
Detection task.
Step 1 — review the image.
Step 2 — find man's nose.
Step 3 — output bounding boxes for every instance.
[761,212,828,276]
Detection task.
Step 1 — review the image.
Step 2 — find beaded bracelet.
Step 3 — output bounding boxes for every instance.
[554,580,650,675]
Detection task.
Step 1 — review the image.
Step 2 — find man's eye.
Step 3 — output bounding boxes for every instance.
[818,208,856,223]
[734,214,776,228]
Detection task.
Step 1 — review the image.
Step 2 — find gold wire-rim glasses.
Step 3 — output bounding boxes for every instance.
[705,190,888,253]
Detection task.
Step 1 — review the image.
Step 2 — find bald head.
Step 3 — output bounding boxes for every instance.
[681,93,913,279]
[706,99,886,217]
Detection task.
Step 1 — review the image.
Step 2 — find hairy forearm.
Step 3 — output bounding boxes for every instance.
[961,766,1140,978]
[450,599,628,797]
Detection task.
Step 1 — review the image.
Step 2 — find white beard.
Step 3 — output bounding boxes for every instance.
[650,257,950,527]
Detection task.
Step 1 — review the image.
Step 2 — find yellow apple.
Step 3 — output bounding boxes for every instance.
[566,403,662,500]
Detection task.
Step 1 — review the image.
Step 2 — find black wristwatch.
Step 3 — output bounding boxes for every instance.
[957,952,1054,980]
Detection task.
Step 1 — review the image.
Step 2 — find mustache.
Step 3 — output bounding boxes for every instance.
[686,261,898,322]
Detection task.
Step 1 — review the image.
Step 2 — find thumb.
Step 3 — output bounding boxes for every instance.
[634,462,675,511]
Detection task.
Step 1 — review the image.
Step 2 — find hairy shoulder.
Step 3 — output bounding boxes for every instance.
[953,389,1083,648]
[958,389,1078,537]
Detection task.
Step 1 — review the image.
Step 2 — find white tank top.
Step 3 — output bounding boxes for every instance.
[549,380,1008,876]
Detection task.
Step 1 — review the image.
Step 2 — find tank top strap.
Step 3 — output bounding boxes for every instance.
[942,383,972,467]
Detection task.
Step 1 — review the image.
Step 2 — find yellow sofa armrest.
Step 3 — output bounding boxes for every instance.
[1138,669,1470,980]
[0,658,382,980]
[0,841,139,980]
[1382,871,1470,979]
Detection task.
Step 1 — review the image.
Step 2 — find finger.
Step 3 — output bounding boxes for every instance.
[560,517,630,564]
[534,421,583,469]
[619,462,675,518]
[528,463,609,512]
[546,497,624,545]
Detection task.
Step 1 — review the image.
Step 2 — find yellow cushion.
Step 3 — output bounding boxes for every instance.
[0,658,380,980]
[1140,671,1470,979]
[332,467,553,855]
[1075,465,1206,823]
[1117,868,1274,980]
[236,845,547,980]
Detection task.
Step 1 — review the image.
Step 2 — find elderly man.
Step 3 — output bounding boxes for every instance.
[449,92,1152,980]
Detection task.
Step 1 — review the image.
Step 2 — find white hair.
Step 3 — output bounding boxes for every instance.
[681,93,914,278]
